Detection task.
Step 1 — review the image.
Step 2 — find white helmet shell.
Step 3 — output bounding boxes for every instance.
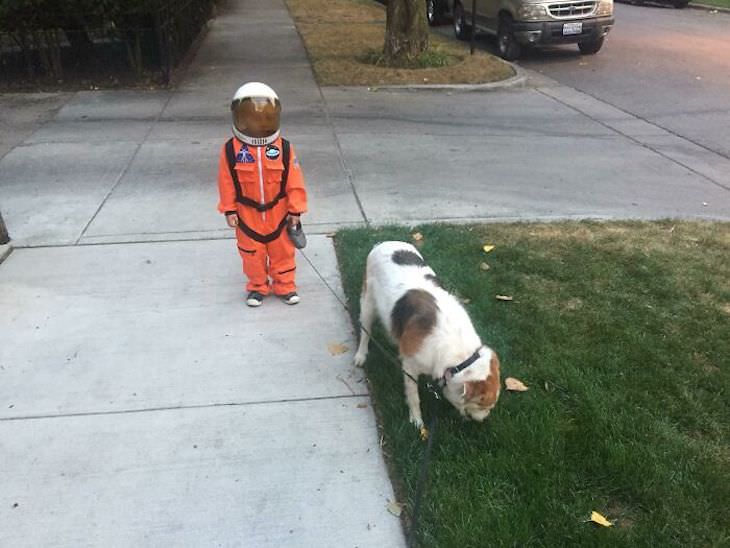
[232,82,279,104]
[231,82,281,146]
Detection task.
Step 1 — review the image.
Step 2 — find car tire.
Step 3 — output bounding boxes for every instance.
[578,36,605,54]
[453,3,472,40]
[426,0,440,26]
[497,15,522,61]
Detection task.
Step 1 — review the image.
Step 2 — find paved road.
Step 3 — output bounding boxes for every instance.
[519,3,730,159]
[437,4,730,159]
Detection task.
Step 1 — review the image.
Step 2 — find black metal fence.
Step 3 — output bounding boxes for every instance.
[0,0,217,86]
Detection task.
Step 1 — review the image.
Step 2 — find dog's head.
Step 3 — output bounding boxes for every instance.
[443,349,501,422]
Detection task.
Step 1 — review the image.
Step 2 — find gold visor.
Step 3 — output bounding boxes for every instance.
[231,97,281,139]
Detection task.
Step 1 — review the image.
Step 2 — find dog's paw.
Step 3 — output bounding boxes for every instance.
[409,413,424,430]
[353,351,367,367]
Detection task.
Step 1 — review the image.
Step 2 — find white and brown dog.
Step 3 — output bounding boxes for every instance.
[354,241,501,430]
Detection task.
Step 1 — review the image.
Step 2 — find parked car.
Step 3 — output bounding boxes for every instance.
[447,0,614,60]
[426,0,453,25]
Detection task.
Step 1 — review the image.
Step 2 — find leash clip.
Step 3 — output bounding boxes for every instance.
[426,380,442,400]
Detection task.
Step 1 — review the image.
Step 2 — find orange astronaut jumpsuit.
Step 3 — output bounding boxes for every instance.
[217,136,307,295]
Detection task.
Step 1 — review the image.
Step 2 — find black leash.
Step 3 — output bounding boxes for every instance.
[408,412,438,547]
[299,249,443,546]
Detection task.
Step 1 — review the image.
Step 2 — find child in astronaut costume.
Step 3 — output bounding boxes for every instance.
[217,82,308,307]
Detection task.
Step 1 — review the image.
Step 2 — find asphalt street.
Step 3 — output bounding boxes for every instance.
[436,3,730,160]
[518,3,730,159]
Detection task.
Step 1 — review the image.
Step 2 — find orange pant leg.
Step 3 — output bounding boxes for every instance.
[267,232,297,296]
[235,229,270,294]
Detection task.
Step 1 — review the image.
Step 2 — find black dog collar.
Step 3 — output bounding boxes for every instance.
[444,347,483,382]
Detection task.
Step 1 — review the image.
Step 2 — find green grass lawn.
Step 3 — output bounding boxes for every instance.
[334,220,729,547]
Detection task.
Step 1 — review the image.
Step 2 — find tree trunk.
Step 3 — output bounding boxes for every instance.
[384,0,429,62]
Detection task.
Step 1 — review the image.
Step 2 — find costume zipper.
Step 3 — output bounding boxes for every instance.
[257,146,266,221]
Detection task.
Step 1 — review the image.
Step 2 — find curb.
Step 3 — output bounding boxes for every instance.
[689,2,730,11]
[369,63,528,92]
[0,243,12,264]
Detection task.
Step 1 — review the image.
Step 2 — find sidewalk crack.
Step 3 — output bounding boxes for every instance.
[73,92,176,244]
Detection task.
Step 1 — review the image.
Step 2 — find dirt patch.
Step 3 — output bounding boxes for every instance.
[286,0,513,86]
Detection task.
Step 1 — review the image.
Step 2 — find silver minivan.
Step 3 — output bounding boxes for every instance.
[448,0,614,59]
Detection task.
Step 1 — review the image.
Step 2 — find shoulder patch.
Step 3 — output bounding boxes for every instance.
[265,145,280,160]
[392,249,425,267]
[236,145,255,164]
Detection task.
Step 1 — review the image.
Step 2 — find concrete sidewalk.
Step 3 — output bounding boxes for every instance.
[2,0,730,545]
[0,1,399,546]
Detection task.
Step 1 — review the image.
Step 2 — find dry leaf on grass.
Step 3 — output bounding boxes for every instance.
[495,295,513,301]
[479,262,491,271]
[460,297,472,304]
[482,244,495,253]
[327,342,349,356]
[589,511,613,527]
[505,377,529,392]
[412,232,424,242]
[419,426,429,441]
[387,501,403,517]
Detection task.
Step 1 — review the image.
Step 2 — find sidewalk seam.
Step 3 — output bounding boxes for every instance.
[73,92,176,244]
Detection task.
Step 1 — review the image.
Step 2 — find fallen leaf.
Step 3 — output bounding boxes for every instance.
[419,426,429,441]
[327,342,349,356]
[482,244,495,253]
[412,232,424,241]
[325,232,336,238]
[460,297,471,304]
[479,262,491,271]
[387,501,403,517]
[505,377,528,392]
[495,295,513,301]
[590,511,613,527]
[357,403,368,409]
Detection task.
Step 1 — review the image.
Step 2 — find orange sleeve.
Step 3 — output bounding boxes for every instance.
[286,144,308,215]
[217,142,237,214]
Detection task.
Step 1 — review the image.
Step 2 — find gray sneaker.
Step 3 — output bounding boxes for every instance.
[281,292,300,305]
[246,291,264,307]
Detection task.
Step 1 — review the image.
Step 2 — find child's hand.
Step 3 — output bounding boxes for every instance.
[287,214,300,227]
[226,213,239,228]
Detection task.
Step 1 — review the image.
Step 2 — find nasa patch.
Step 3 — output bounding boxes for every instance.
[236,145,255,164]
[265,145,280,160]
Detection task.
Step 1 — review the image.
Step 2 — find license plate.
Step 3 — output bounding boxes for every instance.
[563,22,583,35]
